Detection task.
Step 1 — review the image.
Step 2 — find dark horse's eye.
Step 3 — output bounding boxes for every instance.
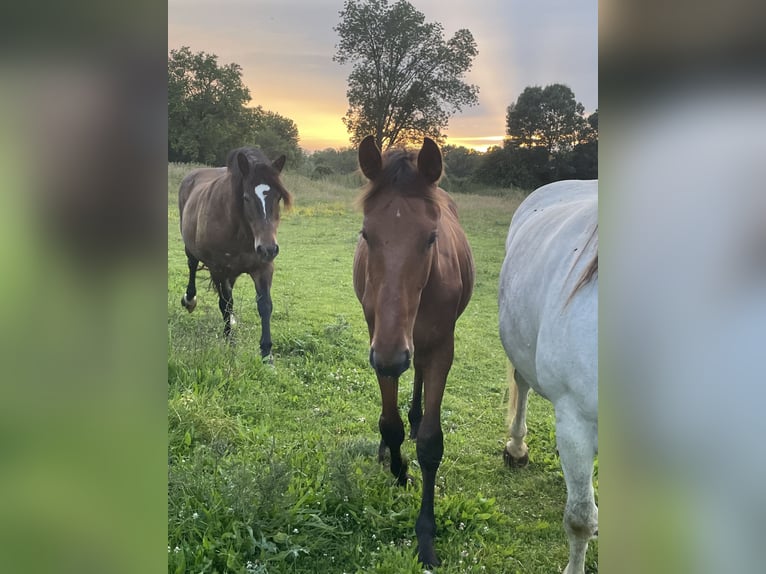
[427,231,437,246]
[361,229,368,241]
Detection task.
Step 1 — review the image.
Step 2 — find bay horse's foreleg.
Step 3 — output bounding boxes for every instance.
[414,345,452,568]
[251,265,274,362]
[377,375,408,486]
[214,276,235,338]
[555,402,598,574]
[181,247,198,312]
[505,368,531,467]
[407,366,423,440]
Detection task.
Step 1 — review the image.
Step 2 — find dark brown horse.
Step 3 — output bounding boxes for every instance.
[353,136,475,567]
[178,147,292,360]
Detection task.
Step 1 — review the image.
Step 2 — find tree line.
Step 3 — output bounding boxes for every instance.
[168,47,302,167]
[168,0,596,192]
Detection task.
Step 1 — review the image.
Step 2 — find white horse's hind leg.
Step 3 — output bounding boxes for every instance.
[504,369,531,467]
[556,403,598,574]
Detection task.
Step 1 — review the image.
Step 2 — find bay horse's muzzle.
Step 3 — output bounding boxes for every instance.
[257,243,279,261]
[369,347,411,378]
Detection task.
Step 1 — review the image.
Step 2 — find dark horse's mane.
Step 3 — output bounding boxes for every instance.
[357,148,450,212]
[226,146,270,169]
[225,146,293,209]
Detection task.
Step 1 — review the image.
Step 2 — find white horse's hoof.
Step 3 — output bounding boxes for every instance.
[503,441,529,468]
[181,294,197,313]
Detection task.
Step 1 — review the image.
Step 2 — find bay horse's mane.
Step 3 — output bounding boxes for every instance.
[357,148,450,212]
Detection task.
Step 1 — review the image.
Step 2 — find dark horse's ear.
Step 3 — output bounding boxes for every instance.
[272,155,286,173]
[358,135,382,181]
[417,137,443,184]
[236,152,250,177]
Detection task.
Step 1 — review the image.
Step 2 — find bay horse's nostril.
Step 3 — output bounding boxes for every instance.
[370,348,411,378]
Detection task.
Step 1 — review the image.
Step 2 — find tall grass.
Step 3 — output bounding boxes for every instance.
[168,165,597,573]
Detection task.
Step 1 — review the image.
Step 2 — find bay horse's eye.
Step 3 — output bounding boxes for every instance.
[427,231,437,246]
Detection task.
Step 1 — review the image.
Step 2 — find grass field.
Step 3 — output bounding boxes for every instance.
[167,164,598,573]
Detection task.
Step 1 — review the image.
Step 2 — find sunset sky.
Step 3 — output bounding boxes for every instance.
[168,0,597,152]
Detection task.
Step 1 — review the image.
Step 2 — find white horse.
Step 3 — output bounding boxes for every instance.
[499,180,598,574]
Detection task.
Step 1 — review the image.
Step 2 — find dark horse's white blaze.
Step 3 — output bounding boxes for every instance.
[353,136,475,567]
[499,180,598,574]
[178,147,291,361]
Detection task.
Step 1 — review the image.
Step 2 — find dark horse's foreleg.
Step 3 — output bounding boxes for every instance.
[414,344,452,568]
[251,265,274,362]
[214,275,235,338]
[377,375,408,486]
[408,366,424,439]
[181,248,199,312]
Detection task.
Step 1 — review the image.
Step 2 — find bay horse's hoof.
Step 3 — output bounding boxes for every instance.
[503,444,529,468]
[181,294,197,313]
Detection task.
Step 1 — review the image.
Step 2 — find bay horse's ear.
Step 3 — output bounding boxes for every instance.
[236,152,250,177]
[418,137,443,184]
[272,154,286,173]
[359,135,382,181]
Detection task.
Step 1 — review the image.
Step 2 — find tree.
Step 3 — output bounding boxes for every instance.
[568,108,598,179]
[474,145,550,191]
[442,145,481,180]
[246,106,302,167]
[506,84,589,155]
[334,0,479,149]
[168,47,254,165]
[587,109,598,134]
[311,147,359,176]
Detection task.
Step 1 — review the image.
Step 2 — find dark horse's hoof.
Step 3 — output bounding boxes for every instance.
[262,353,274,367]
[181,294,197,313]
[503,445,529,468]
[418,546,441,569]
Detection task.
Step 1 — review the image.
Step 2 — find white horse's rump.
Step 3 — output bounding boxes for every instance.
[499,180,598,574]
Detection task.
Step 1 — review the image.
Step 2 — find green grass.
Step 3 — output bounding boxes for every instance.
[168,164,597,573]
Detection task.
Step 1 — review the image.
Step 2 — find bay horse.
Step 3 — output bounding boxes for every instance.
[353,136,475,567]
[178,147,292,361]
[499,180,598,574]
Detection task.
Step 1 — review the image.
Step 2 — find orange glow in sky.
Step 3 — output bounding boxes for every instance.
[169,0,597,154]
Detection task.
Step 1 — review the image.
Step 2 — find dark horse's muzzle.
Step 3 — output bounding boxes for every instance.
[257,243,280,261]
[369,347,411,378]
